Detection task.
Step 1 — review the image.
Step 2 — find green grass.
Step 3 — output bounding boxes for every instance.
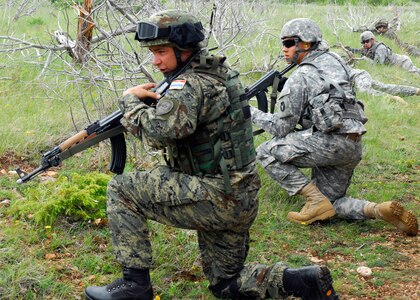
[1,1,419,299]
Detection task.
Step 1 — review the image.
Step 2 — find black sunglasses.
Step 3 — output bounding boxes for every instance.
[361,39,370,44]
[282,39,298,48]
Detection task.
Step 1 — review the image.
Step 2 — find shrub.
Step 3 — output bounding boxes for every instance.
[28,17,45,26]
[8,172,111,225]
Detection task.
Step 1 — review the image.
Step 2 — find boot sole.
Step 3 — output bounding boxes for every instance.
[84,292,93,300]
[317,266,339,300]
[389,202,418,236]
[287,209,336,225]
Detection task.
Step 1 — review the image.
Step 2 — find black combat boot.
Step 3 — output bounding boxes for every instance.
[208,274,241,299]
[283,265,339,300]
[85,267,153,300]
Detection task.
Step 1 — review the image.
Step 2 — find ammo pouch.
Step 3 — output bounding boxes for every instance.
[303,58,366,133]
[309,94,344,133]
[309,95,366,133]
[168,55,255,194]
[356,100,368,124]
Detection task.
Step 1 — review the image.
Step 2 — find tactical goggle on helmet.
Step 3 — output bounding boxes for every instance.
[135,12,205,50]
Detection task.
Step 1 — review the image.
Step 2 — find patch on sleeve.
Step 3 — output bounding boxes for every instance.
[156,99,174,115]
[169,79,187,90]
[277,87,293,118]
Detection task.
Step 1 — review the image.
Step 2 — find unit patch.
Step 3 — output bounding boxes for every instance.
[169,80,187,90]
[277,87,293,118]
[156,99,174,115]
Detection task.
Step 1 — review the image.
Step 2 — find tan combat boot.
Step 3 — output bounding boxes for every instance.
[287,183,336,225]
[416,88,420,95]
[389,95,408,105]
[363,201,418,236]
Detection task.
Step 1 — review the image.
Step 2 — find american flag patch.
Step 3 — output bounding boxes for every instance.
[169,80,187,90]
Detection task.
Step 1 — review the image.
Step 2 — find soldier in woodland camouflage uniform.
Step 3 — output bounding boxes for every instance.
[84,10,338,300]
[353,31,420,75]
[251,18,418,236]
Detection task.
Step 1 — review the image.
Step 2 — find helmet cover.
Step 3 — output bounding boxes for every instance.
[136,9,205,50]
[280,18,322,43]
[360,31,375,42]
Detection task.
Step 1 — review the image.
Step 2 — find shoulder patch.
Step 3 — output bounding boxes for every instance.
[169,79,187,90]
[277,87,293,118]
[156,99,174,116]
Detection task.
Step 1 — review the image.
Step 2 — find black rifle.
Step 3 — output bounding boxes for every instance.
[16,52,200,184]
[243,63,296,135]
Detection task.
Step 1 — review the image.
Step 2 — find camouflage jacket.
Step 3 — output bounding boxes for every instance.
[361,42,392,64]
[251,50,367,137]
[119,58,259,193]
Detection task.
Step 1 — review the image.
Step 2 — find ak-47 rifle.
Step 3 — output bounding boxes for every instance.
[16,57,295,184]
[243,63,296,135]
[15,52,200,184]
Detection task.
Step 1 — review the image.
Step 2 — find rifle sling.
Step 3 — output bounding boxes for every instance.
[270,75,280,113]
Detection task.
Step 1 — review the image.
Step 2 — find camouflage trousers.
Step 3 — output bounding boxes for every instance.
[224,262,289,299]
[400,42,420,57]
[257,129,371,220]
[390,53,420,75]
[107,165,293,296]
[353,69,419,97]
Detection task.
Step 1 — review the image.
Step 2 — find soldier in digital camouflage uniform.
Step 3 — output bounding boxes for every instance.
[84,10,338,300]
[353,31,420,75]
[350,67,420,103]
[354,20,420,57]
[251,18,418,236]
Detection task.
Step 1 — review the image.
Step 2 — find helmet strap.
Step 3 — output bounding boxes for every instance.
[174,48,183,68]
[290,37,303,64]
[164,48,197,78]
[292,39,319,64]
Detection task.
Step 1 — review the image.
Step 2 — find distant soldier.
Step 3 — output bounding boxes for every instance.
[350,68,420,102]
[330,43,419,102]
[354,20,420,57]
[349,31,420,75]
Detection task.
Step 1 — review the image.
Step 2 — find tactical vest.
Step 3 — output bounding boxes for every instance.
[362,42,392,63]
[168,55,256,193]
[300,52,367,133]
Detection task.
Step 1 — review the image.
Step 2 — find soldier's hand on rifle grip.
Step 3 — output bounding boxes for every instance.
[123,83,161,100]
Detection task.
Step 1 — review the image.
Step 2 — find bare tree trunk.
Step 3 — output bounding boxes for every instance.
[74,0,95,63]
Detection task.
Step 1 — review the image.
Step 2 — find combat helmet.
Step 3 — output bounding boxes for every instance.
[135,9,205,51]
[375,19,389,29]
[280,18,322,43]
[360,31,375,42]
